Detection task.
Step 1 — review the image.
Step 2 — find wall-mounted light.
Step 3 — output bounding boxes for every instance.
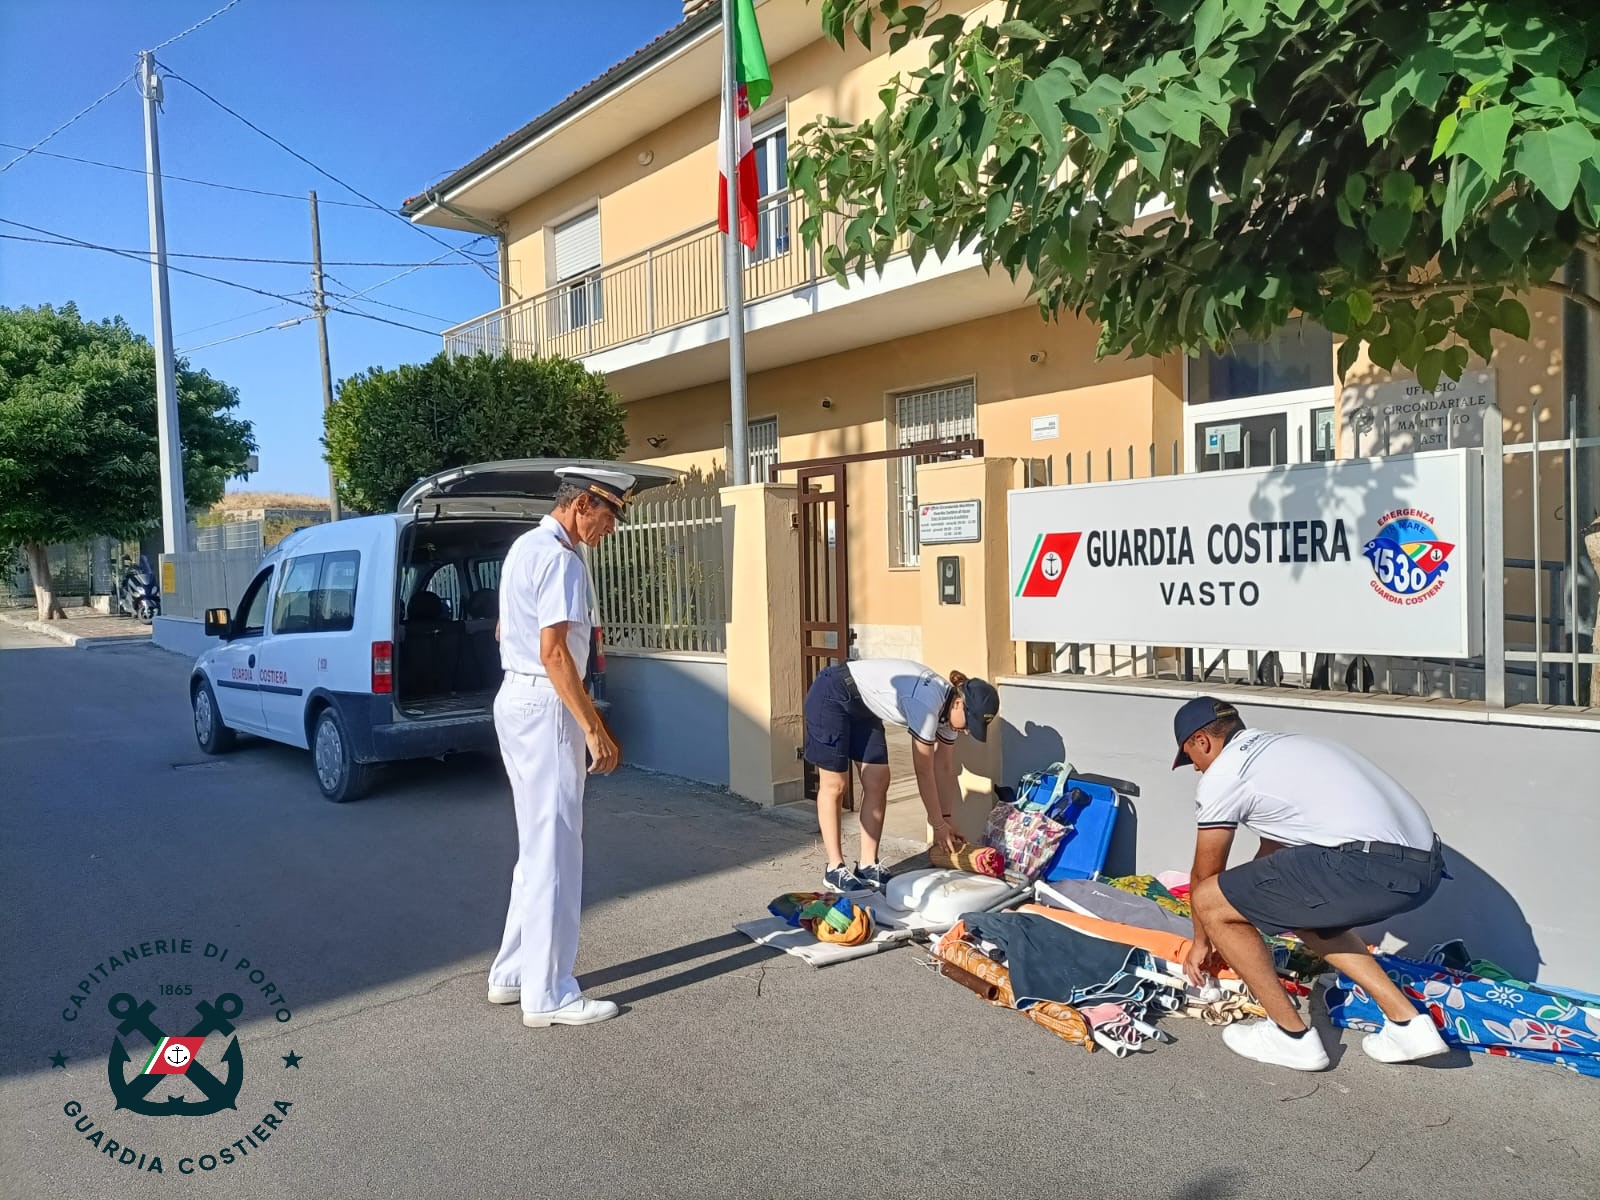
[645,435,668,449]
[637,149,655,167]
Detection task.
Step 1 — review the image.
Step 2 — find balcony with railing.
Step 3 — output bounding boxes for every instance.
[442,194,916,363]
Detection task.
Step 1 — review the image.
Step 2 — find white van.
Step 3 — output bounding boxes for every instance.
[188,459,677,801]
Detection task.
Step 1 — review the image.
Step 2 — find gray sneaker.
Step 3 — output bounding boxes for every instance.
[822,863,870,893]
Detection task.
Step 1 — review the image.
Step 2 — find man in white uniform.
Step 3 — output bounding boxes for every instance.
[1172,696,1450,1071]
[487,467,631,1027]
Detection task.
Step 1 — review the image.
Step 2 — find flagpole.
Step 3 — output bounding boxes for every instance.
[721,0,750,486]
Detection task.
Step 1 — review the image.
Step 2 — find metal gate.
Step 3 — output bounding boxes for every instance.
[797,462,850,804]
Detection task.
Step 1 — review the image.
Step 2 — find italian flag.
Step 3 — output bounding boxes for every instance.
[717,0,772,250]
[143,1035,206,1075]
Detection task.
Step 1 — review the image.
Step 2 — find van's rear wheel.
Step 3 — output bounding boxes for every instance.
[193,680,236,754]
[312,706,370,803]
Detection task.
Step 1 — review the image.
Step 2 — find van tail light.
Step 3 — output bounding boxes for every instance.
[593,627,606,674]
[371,641,394,694]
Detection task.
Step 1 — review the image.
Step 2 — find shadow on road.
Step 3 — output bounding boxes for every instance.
[0,640,814,1080]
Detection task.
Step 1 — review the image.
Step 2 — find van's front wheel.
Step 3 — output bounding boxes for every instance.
[312,706,370,803]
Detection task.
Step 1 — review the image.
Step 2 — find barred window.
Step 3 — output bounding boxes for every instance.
[889,381,977,566]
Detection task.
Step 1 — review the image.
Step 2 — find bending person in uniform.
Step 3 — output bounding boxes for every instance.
[487,467,632,1028]
[1173,697,1450,1071]
[802,658,1000,893]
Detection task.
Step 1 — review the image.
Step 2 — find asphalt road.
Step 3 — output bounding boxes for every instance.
[1,625,1595,1200]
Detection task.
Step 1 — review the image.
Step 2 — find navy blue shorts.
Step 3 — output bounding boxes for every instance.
[1217,839,1443,939]
[802,665,888,773]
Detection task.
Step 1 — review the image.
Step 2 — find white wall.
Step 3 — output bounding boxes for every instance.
[998,676,1600,993]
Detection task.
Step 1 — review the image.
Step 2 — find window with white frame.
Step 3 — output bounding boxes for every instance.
[550,208,602,333]
[725,416,779,483]
[748,113,790,264]
[747,416,778,482]
[889,381,977,567]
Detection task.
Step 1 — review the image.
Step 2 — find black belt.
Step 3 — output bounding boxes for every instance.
[1336,836,1440,864]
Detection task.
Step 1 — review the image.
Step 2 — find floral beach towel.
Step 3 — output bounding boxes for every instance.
[1326,942,1600,1077]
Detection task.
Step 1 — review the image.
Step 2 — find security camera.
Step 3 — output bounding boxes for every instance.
[820,397,833,409]
[1028,350,1047,365]
[645,435,668,449]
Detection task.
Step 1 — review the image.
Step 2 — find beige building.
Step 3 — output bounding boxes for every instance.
[406,0,1595,678]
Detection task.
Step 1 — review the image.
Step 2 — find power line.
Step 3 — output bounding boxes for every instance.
[325,305,438,337]
[180,314,311,355]
[324,277,455,325]
[0,75,132,174]
[324,241,489,305]
[0,141,380,208]
[151,0,252,51]
[157,65,500,285]
[176,300,307,338]
[0,230,487,268]
[0,217,315,308]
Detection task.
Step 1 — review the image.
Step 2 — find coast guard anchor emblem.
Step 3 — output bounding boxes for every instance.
[105,992,245,1117]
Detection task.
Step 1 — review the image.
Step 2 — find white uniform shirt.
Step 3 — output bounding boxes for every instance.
[1195,729,1434,849]
[845,658,957,745]
[497,516,591,679]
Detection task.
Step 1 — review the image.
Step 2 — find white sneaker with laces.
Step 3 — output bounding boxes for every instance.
[1221,1019,1330,1071]
[522,996,619,1028]
[1363,1015,1449,1063]
[486,985,520,1005]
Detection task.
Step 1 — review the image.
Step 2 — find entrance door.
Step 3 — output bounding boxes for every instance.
[797,462,850,804]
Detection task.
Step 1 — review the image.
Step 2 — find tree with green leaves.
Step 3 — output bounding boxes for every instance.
[324,352,629,514]
[0,304,255,619]
[794,0,1600,389]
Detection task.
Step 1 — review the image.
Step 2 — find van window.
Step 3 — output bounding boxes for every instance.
[235,567,274,639]
[405,562,462,620]
[470,558,503,590]
[316,551,359,632]
[273,554,323,635]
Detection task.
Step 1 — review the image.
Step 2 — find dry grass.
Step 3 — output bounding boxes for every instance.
[214,491,330,511]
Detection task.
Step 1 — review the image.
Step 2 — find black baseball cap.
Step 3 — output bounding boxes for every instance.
[960,677,1000,742]
[1172,696,1241,768]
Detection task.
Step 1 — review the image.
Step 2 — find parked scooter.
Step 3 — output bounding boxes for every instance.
[117,556,161,622]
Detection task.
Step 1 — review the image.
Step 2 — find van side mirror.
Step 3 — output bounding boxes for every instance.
[204,608,232,638]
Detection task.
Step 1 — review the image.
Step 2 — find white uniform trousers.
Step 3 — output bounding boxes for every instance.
[488,674,587,1014]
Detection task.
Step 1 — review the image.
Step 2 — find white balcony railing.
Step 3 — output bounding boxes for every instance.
[442,194,908,361]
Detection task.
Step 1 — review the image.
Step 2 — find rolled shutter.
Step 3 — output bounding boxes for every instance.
[552,209,601,281]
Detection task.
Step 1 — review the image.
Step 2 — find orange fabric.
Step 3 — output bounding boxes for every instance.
[1018,904,1237,980]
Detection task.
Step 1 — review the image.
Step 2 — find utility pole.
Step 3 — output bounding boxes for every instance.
[720,0,749,485]
[308,190,342,520]
[139,51,188,553]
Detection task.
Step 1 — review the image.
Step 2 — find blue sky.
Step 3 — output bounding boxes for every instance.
[0,0,682,496]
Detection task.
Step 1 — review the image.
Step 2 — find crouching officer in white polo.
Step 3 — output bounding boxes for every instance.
[487,467,632,1027]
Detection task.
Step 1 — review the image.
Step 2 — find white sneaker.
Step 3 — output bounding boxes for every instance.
[1363,1015,1449,1064]
[486,985,520,1005]
[522,997,619,1028]
[1222,1019,1330,1071]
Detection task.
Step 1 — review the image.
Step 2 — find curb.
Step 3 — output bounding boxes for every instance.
[0,610,151,649]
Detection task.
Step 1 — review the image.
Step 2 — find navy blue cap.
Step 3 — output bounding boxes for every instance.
[1172,696,1241,768]
[960,677,1000,742]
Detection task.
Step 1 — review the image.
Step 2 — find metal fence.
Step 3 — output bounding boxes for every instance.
[589,482,726,654]
[2,538,124,608]
[1026,405,1599,711]
[160,548,264,620]
[442,195,896,362]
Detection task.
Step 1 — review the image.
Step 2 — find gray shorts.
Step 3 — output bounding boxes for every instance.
[1217,839,1443,938]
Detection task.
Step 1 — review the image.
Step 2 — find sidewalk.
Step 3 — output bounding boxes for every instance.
[0,604,152,648]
